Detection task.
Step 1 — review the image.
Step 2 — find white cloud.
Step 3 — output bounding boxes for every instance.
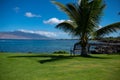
[43,18,65,24]
[18,29,57,38]
[25,12,41,18]
[13,7,20,13]
[17,29,72,39]
[36,31,57,37]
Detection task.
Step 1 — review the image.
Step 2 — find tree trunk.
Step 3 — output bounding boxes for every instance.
[80,34,89,56]
[81,46,88,56]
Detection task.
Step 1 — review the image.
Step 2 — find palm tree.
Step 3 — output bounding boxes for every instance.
[52,0,120,56]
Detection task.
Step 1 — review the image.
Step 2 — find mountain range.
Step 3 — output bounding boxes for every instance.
[0,31,53,39]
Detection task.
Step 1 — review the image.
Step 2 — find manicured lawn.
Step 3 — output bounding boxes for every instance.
[0,53,120,80]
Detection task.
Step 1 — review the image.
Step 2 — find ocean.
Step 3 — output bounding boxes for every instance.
[0,39,98,53]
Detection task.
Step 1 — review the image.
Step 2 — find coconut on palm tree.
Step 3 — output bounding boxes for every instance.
[52,0,120,56]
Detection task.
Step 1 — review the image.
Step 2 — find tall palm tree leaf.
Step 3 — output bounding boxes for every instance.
[90,0,105,24]
[95,22,120,37]
[66,3,81,23]
[79,1,95,31]
[51,1,76,22]
[80,0,88,7]
[56,21,76,33]
[82,0,105,34]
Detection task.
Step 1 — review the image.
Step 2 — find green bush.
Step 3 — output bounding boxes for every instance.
[53,50,69,54]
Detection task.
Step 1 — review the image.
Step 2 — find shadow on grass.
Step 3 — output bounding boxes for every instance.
[38,55,72,64]
[9,54,73,64]
[81,55,112,59]
[9,54,111,64]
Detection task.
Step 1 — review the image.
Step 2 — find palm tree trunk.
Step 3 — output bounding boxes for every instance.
[80,34,89,56]
[81,46,88,56]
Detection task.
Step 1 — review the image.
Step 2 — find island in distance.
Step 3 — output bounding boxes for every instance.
[0,30,53,39]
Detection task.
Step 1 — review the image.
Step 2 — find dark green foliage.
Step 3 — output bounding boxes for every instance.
[95,22,120,38]
[53,50,69,54]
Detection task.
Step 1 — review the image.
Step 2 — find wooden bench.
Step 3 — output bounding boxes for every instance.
[70,42,81,55]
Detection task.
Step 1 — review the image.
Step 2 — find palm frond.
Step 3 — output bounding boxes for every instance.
[51,1,75,22]
[89,0,106,24]
[56,21,76,33]
[76,0,105,34]
[95,22,120,37]
[66,3,81,23]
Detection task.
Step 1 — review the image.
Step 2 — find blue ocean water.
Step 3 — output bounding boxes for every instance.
[0,39,99,53]
[0,39,77,53]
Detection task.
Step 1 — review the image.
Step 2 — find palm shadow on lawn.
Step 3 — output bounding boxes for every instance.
[9,54,111,64]
[9,55,73,64]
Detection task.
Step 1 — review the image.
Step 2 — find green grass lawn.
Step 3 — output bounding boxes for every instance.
[0,53,120,80]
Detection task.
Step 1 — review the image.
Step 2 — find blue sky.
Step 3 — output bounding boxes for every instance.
[0,0,120,39]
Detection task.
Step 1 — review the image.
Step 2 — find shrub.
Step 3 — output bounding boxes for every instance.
[53,50,69,54]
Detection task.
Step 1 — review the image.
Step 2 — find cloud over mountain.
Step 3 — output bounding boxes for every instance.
[0,30,57,39]
[18,29,57,38]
